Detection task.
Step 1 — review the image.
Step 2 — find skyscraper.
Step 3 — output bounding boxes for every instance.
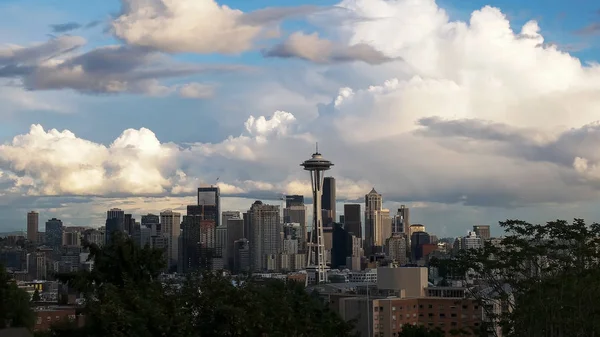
[247,201,280,271]
[386,234,407,265]
[160,210,181,270]
[364,188,383,255]
[373,209,392,252]
[343,204,362,238]
[322,177,336,224]
[395,205,410,234]
[45,218,64,249]
[27,211,39,243]
[283,198,307,251]
[226,216,244,270]
[193,185,220,225]
[141,214,160,236]
[105,208,125,244]
[331,223,353,269]
[411,231,431,262]
[473,225,491,240]
[285,195,304,208]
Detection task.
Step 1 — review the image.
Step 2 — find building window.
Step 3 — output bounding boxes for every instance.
[428,313,433,317]
[46,317,51,322]
[36,317,42,324]
[440,313,446,318]
[374,307,379,312]
[451,313,457,317]
[392,306,397,311]
[451,322,458,327]
[419,304,423,309]
[462,305,468,309]
[438,305,444,310]
[428,304,433,309]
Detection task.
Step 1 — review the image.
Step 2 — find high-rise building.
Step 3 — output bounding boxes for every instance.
[247,201,280,271]
[124,214,136,236]
[461,231,483,250]
[194,185,220,226]
[105,208,125,244]
[220,211,240,266]
[179,215,200,273]
[283,203,307,251]
[45,218,64,249]
[233,239,250,274]
[386,234,407,265]
[394,205,410,234]
[62,230,81,247]
[27,211,39,243]
[322,177,336,225]
[473,225,491,240]
[331,223,353,269]
[365,188,383,255]
[411,231,431,262]
[160,210,181,270]
[285,195,304,208]
[373,209,392,253]
[226,217,244,270]
[141,214,160,236]
[83,228,105,246]
[344,204,362,238]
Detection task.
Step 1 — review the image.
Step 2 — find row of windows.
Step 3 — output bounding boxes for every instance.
[36,314,75,325]
[375,313,479,320]
[381,304,478,312]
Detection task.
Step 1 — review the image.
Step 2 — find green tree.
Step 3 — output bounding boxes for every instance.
[49,232,356,337]
[0,263,35,329]
[32,289,41,302]
[433,219,600,337]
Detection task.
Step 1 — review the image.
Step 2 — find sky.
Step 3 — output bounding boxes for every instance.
[0,0,599,236]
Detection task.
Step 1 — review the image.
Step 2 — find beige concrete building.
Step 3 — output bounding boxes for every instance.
[377,266,428,298]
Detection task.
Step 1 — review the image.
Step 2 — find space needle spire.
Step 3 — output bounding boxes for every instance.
[301,144,333,285]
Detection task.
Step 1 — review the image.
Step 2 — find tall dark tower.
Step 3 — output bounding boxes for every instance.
[344,204,362,238]
[189,186,220,226]
[301,145,333,285]
[321,177,336,225]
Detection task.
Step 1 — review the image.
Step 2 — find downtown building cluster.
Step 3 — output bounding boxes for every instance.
[1,150,499,336]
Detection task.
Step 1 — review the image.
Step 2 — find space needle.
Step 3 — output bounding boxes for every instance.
[301,144,333,285]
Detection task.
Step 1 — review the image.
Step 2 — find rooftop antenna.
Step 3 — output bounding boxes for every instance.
[316,142,319,154]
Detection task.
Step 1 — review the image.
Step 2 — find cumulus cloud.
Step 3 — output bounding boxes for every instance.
[111,0,321,54]
[263,32,395,64]
[5,0,600,217]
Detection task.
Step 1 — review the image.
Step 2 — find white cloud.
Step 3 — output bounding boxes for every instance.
[263,31,395,64]
[111,0,319,54]
[5,0,600,226]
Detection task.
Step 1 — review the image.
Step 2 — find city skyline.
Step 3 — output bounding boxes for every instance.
[2,0,600,234]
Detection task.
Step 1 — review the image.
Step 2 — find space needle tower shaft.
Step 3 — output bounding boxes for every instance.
[301,143,333,285]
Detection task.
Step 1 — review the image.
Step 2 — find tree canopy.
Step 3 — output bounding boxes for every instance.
[0,263,35,330]
[48,232,356,337]
[431,219,600,337]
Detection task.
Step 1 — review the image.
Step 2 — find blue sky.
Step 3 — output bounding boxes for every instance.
[1,0,600,235]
